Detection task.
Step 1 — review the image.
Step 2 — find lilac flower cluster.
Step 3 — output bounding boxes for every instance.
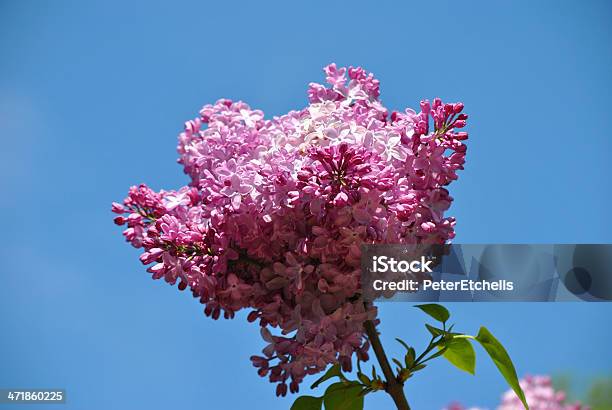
[113,64,468,395]
[445,375,589,410]
[499,375,589,410]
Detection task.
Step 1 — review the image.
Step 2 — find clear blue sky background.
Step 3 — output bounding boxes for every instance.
[1,1,611,409]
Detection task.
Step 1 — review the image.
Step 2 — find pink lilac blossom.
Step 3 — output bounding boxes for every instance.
[445,375,589,410]
[499,375,589,410]
[112,64,468,395]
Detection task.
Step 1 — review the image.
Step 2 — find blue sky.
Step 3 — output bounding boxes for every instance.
[0,1,610,409]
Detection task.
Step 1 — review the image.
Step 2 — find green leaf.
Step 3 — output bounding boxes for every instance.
[291,395,323,410]
[323,382,364,410]
[395,337,410,351]
[475,327,529,410]
[440,337,476,375]
[412,363,427,372]
[424,345,448,363]
[425,323,444,337]
[414,304,450,323]
[311,364,343,389]
[357,372,371,385]
[404,348,416,368]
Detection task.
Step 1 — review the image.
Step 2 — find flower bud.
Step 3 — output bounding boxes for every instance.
[420,100,431,114]
[113,216,127,225]
[275,383,287,397]
[111,202,126,213]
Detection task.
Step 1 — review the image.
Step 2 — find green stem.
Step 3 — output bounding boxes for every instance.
[414,337,438,365]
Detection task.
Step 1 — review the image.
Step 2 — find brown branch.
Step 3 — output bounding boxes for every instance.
[363,320,410,410]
